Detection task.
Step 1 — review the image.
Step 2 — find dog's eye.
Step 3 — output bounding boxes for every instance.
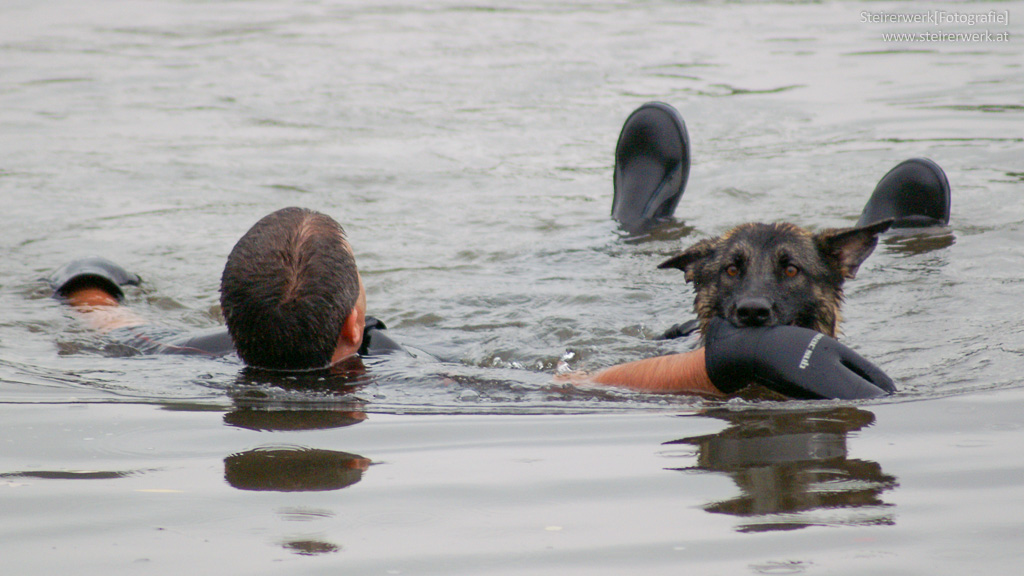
[784,264,799,278]
[726,264,740,277]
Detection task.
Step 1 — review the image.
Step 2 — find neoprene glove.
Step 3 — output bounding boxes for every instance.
[703,317,896,400]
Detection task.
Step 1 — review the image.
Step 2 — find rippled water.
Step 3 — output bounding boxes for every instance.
[2,0,1023,573]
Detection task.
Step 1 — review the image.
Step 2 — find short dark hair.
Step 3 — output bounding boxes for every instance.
[220,207,360,370]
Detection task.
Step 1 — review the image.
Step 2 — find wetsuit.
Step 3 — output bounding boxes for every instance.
[105,316,405,359]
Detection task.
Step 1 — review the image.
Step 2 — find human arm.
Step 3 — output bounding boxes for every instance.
[589,347,724,397]
[63,286,147,332]
[49,257,238,356]
[586,318,896,400]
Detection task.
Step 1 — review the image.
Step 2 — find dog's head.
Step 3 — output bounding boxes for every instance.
[658,219,892,337]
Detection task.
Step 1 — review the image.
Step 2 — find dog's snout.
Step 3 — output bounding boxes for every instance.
[735,298,772,327]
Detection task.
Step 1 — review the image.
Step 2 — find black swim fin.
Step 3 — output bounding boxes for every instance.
[857,158,951,228]
[612,102,691,232]
[48,257,141,301]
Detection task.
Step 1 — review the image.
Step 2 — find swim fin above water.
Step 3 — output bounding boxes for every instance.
[48,257,141,301]
[612,102,691,232]
[857,158,951,228]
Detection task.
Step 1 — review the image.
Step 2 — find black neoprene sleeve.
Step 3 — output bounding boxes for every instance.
[703,318,896,400]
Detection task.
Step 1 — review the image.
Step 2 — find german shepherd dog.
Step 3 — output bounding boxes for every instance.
[658,219,893,338]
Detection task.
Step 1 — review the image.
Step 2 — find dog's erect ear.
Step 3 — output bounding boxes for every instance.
[658,238,717,283]
[815,218,893,279]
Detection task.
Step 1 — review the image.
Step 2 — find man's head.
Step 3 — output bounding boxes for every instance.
[220,207,365,370]
[658,219,892,338]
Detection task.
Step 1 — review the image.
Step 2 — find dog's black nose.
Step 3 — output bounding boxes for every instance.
[736,298,772,327]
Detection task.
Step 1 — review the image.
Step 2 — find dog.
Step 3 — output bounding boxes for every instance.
[658,219,893,338]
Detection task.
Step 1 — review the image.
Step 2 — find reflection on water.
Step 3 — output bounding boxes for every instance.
[224,361,373,416]
[667,407,898,533]
[224,446,370,492]
[224,407,366,431]
[222,401,370,557]
[232,357,372,393]
[282,539,340,556]
[1,469,137,481]
[223,398,370,492]
[620,220,697,244]
[882,228,957,256]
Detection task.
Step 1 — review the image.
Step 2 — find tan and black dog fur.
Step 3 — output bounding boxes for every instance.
[659,219,893,338]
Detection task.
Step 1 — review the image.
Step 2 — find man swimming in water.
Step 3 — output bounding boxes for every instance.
[49,103,950,398]
[50,207,403,372]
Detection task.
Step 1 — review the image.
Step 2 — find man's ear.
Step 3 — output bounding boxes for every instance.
[815,218,893,279]
[341,304,365,348]
[331,304,366,365]
[658,238,717,283]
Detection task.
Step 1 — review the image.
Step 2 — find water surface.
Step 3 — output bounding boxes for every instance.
[2,0,1023,573]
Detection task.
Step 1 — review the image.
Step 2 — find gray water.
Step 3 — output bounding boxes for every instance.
[2,0,1024,573]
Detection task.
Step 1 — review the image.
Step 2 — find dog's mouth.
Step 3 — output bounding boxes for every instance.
[715,301,827,335]
[728,297,779,329]
[701,296,832,336]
